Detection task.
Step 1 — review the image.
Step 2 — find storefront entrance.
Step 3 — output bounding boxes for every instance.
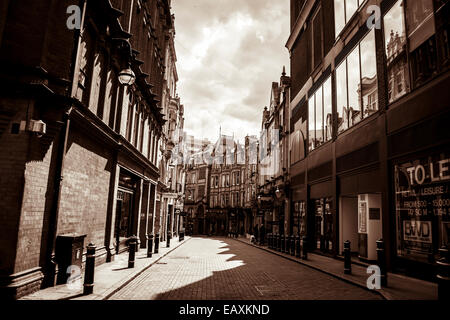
[313,198,333,254]
[115,170,138,253]
[339,194,382,261]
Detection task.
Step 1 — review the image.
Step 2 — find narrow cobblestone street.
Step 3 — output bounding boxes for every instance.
[109,237,382,300]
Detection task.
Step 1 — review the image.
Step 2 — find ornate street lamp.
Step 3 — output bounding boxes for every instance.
[113,38,136,86]
[118,68,136,86]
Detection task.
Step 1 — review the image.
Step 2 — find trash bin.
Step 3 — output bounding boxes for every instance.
[55,233,87,285]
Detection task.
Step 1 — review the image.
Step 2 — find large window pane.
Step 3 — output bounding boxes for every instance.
[323,77,332,142]
[346,0,359,24]
[347,45,361,127]
[334,0,346,38]
[308,96,316,152]
[360,29,378,117]
[316,87,324,147]
[336,61,348,134]
[384,0,410,103]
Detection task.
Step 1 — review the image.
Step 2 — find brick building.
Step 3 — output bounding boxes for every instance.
[257,69,292,237]
[286,0,450,279]
[184,134,259,237]
[0,0,177,298]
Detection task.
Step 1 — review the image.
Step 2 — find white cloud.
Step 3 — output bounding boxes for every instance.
[172,0,290,142]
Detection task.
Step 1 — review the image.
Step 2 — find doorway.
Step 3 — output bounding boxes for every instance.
[313,198,333,254]
[339,196,359,255]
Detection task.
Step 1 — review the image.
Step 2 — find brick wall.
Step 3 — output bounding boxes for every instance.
[58,124,113,252]
[0,99,31,275]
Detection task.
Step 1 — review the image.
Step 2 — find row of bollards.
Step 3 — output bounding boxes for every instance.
[267,234,308,260]
[82,232,181,296]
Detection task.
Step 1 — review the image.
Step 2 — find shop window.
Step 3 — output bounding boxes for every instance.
[334,0,363,38]
[336,29,378,134]
[314,198,334,253]
[394,153,450,262]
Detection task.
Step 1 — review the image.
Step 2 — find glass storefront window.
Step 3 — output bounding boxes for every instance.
[314,198,334,253]
[293,201,306,236]
[395,152,450,262]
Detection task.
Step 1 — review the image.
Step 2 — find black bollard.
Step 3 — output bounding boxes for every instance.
[295,235,300,258]
[83,243,96,295]
[167,231,171,248]
[282,234,286,253]
[302,236,308,260]
[284,234,288,254]
[180,231,184,242]
[154,233,160,254]
[128,236,138,268]
[376,239,387,287]
[437,246,450,301]
[344,240,352,275]
[147,233,154,258]
[291,235,295,256]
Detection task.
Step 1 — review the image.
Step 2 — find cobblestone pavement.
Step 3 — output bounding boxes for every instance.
[109,237,382,300]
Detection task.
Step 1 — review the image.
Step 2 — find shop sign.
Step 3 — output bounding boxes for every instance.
[403,221,432,243]
[395,153,450,262]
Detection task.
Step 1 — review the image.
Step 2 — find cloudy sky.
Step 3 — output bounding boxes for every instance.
[172,0,290,143]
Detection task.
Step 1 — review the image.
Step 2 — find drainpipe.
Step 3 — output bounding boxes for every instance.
[44,0,87,287]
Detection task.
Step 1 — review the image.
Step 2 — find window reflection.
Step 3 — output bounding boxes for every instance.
[384,0,410,103]
[336,30,378,135]
[334,0,346,39]
[360,30,378,117]
[334,0,361,38]
[346,0,359,25]
[308,76,332,151]
[308,96,315,152]
[316,86,324,147]
[323,78,332,142]
[347,45,361,127]
[336,61,348,134]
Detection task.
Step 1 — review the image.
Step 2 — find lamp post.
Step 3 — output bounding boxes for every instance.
[113,38,136,87]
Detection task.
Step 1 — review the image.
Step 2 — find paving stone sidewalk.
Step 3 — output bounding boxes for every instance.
[20,236,191,300]
[234,237,438,300]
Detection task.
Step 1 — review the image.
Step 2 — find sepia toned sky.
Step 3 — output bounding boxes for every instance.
[172,0,290,143]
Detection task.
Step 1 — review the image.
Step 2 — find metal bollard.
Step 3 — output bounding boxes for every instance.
[179,231,184,242]
[302,236,308,260]
[83,243,96,295]
[282,234,286,253]
[147,233,154,258]
[295,235,300,258]
[284,234,288,254]
[167,231,171,248]
[291,235,295,256]
[344,240,352,275]
[154,233,160,254]
[437,246,450,301]
[128,236,138,268]
[376,239,387,287]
